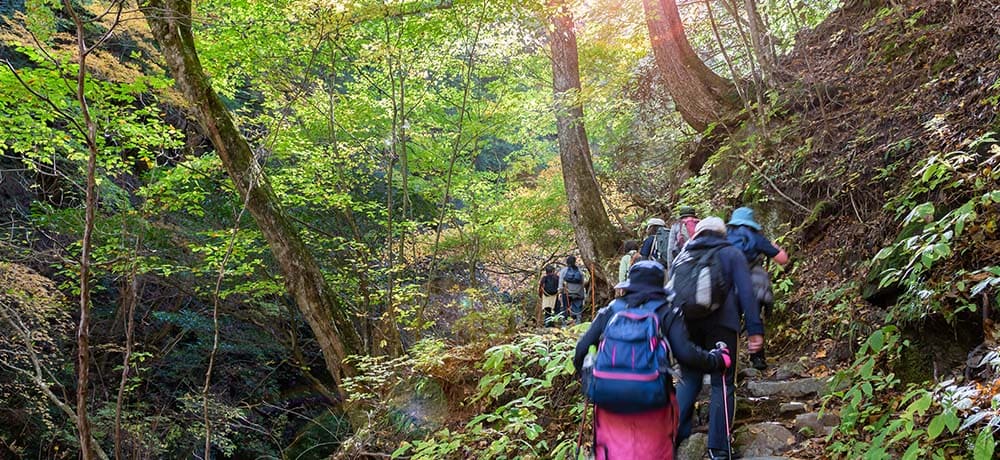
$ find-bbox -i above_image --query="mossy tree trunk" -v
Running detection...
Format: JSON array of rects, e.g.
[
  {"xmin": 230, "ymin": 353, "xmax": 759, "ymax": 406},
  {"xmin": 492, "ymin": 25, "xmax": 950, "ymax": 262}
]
[
  {"xmin": 140, "ymin": 0, "xmax": 361, "ymax": 390},
  {"xmin": 546, "ymin": 0, "xmax": 618, "ymax": 277},
  {"xmin": 641, "ymin": 0, "xmax": 739, "ymax": 131}
]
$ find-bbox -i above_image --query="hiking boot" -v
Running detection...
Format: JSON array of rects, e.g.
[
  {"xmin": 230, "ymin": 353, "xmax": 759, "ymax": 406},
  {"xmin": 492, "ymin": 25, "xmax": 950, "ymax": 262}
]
[
  {"xmin": 750, "ymin": 352, "xmax": 768, "ymax": 371},
  {"xmin": 707, "ymin": 448, "xmax": 732, "ymax": 460}
]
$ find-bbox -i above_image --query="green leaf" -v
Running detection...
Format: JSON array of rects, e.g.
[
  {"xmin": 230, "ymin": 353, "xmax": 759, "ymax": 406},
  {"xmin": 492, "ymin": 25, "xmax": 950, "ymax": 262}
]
[
  {"xmin": 974, "ymin": 427, "xmax": 994, "ymax": 460},
  {"xmin": 907, "ymin": 392, "xmax": 932, "ymax": 415},
  {"xmin": 391, "ymin": 442, "xmax": 412, "ymax": 458},
  {"xmin": 904, "ymin": 202, "xmax": 935, "ymax": 225},
  {"xmin": 901, "ymin": 440, "xmax": 922, "ymax": 460},
  {"xmin": 943, "ymin": 409, "xmax": 959, "ymax": 433},
  {"xmin": 870, "ymin": 329, "xmax": 885, "ymax": 353},
  {"xmin": 927, "ymin": 413, "xmax": 945, "ymax": 439}
]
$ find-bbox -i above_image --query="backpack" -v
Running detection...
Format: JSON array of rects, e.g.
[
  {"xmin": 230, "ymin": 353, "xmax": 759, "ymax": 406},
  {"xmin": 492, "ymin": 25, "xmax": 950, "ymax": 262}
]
[
  {"xmin": 668, "ymin": 244, "xmax": 730, "ymax": 319},
  {"xmin": 676, "ymin": 218, "xmax": 698, "ymax": 248},
  {"xmin": 541, "ymin": 274, "xmax": 560, "ymax": 296},
  {"xmin": 666, "ymin": 218, "xmax": 699, "ymax": 268},
  {"xmin": 651, "ymin": 227, "xmax": 672, "ymax": 265},
  {"xmin": 582, "ymin": 299, "xmax": 675, "ymax": 413},
  {"xmin": 563, "ymin": 266, "xmax": 586, "ymax": 299}
]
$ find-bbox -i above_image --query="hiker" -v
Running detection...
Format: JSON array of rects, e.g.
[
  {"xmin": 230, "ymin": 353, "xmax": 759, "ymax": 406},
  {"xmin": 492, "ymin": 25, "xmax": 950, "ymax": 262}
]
[
  {"xmin": 727, "ymin": 207, "xmax": 789, "ymax": 371},
  {"xmin": 573, "ymin": 260, "xmax": 731, "ymax": 459},
  {"xmin": 538, "ymin": 265, "xmax": 560, "ymax": 326},
  {"xmin": 558, "ymin": 256, "xmax": 589, "ymax": 324},
  {"xmin": 638, "ymin": 218, "xmax": 667, "ymax": 264},
  {"xmin": 671, "ymin": 217, "xmax": 762, "ymax": 460},
  {"xmin": 665, "ymin": 206, "xmax": 700, "ymax": 276},
  {"xmin": 616, "ymin": 240, "xmax": 639, "ymax": 297}
]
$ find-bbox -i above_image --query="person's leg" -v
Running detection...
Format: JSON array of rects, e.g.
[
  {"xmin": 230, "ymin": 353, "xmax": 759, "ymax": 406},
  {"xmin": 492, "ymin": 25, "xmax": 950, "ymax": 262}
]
[
  {"xmin": 705, "ymin": 328, "xmax": 738, "ymax": 457},
  {"xmin": 542, "ymin": 295, "xmax": 556, "ymax": 326},
  {"xmin": 675, "ymin": 362, "xmax": 704, "ymax": 445},
  {"xmin": 675, "ymin": 324, "xmax": 707, "ymax": 445},
  {"xmin": 570, "ymin": 298, "xmax": 584, "ymax": 323}
]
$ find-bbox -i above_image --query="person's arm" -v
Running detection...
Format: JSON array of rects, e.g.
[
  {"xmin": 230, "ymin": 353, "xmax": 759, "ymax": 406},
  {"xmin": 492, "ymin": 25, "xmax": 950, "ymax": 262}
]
[
  {"xmin": 557, "ymin": 267, "xmax": 566, "ymax": 291},
  {"xmin": 573, "ymin": 308, "xmax": 611, "ymax": 371},
  {"xmin": 728, "ymin": 248, "xmax": 764, "ymax": 338},
  {"xmin": 662, "ymin": 308, "xmax": 726, "ymax": 372},
  {"xmin": 773, "ymin": 248, "xmax": 789, "ymax": 265},
  {"xmin": 756, "ymin": 233, "xmax": 789, "ymax": 265},
  {"xmin": 639, "ymin": 236, "xmax": 653, "ymax": 258}
]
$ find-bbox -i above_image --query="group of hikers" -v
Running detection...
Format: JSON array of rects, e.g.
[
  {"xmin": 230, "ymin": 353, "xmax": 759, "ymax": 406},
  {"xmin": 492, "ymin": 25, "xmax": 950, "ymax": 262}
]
[{"xmin": 541, "ymin": 206, "xmax": 789, "ymax": 460}]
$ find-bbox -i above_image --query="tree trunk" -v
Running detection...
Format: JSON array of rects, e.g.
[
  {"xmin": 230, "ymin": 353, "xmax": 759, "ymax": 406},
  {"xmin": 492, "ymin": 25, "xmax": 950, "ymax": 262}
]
[
  {"xmin": 641, "ymin": 0, "xmax": 738, "ymax": 131},
  {"xmin": 546, "ymin": 0, "xmax": 617, "ymax": 274},
  {"xmin": 140, "ymin": 0, "xmax": 361, "ymax": 389},
  {"xmin": 744, "ymin": 0, "xmax": 776, "ymax": 85}
]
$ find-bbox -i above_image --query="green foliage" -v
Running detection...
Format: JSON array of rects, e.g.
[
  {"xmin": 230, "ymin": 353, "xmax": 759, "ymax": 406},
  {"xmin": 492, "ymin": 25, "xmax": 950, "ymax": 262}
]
[
  {"xmin": 392, "ymin": 328, "xmax": 582, "ymax": 460},
  {"xmin": 827, "ymin": 326, "xmax": 1000, "ymax": 459},
  {"xmin": 872, "ymin": 132, "xmax": 1000, "ymax": 323},
  {"xmin": 874, "ymin": 190, "xmax": 1000, "ymax": 323}
]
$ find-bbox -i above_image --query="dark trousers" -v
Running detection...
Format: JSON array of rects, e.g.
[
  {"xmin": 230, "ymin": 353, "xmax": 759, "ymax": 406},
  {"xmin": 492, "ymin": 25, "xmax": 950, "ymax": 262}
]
[{"xmin": 675, "ymin": 323, "xmax": 737, "ymax": 453}]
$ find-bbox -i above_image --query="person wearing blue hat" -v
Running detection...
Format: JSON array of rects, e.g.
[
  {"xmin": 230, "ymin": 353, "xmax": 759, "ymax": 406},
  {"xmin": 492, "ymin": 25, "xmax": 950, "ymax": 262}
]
[{"xmin": 726, "ymin": 207, "xmax": 789, "ymax": 371}]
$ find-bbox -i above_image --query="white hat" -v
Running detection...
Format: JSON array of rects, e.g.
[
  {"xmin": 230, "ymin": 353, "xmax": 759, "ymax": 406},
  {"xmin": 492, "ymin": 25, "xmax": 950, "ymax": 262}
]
[
  {"xmin": 646, "ymin": 218, "xmax": 666, "ymax": 228},
  {"xmin": 693, "ymin": 216, "xmax": 726, "ymax": 238}
]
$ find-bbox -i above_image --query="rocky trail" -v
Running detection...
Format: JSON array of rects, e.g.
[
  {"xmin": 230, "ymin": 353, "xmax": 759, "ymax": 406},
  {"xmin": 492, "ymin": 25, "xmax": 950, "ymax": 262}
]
[{"xmin": 676, "ymin": 360, "xmax": 839, "ymax": 460}]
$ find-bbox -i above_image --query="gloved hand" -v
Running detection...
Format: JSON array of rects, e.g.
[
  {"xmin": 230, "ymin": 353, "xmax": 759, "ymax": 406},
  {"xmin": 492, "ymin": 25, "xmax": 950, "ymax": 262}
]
[{"xmin": 711, "ymin": 341, "xmax": 732, "ymax": 369}]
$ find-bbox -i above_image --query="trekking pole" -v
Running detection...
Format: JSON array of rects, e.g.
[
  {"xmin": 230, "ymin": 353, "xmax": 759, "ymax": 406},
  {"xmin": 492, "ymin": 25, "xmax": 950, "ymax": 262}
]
[
  {"xmin": 576, "ymin": 399, "xmax": 590, "ymax": 459},
  {"xmin": 716, "ymin": 341, "xmax": 734, "ymax": 460}
]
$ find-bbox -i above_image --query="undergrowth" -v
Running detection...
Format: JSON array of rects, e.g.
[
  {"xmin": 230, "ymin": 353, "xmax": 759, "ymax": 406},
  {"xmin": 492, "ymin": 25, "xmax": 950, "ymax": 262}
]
[{"xmin": 337, "ymin": 327, "xmax": 586, "ymax": 460}]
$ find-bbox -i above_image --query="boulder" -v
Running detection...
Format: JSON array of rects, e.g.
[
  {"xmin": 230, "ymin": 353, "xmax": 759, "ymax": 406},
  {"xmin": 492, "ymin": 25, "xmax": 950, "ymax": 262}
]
[
  {"xmin": 734, "ymin": 422, "xmax": 796, "ymax": 457},
  {"xmin": 676, "ymin": 433, "xmax": 708, "ymax": 460},
  {"xmin": 774, "ymin": 361, "xmax": 807, "ymax": 380},
  {"xmin": 739, "ymin": 367, "xmax": 762, "ymax": 380},
  {"xmin": 794, "ymin": 412, "xmax": 840, "ymax": 437},
  {"xmin": 779, "ymin": 401, "xmax": 808, "ymax": 415},
  {"xmin": 748, "ymin": 378, "xmax": 828, "ymax": 398}
]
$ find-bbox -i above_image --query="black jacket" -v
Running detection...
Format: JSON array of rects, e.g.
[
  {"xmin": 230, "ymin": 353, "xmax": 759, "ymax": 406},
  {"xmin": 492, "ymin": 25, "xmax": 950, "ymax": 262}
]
[{"xmin": 573, "ymin": 300, "xmax": 725, "ymax": 373}]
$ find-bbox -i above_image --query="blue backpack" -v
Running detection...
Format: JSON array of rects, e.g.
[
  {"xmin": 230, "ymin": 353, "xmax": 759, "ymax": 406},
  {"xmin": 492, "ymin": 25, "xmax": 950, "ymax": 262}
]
[
  {"xmin": 563, "ymin": 266, "xmax": 584, "ymax": 284},
  {"xmin": 583, "ymin": 299, "xmax": 675, "ymax": 413}
]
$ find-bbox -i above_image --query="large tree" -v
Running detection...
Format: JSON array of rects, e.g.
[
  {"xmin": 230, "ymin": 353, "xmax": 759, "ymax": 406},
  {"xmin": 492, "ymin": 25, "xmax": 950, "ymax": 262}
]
[
  {"xmin": 641, "ymin": 0, "xmax": 739, "ymax": 131},
  {"xmin": 140, "ymin": 0, "xmax": 361, "ymax": 390},
  {"xmin": 546, "ymin": 0, "xmax": 618, "ymax": 273}
]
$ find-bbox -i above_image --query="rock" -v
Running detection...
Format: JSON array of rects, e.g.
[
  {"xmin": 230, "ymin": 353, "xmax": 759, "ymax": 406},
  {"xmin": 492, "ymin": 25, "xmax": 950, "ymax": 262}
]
[
  {"xmin": 676, "ymin": 433, "xmax": 708, "ymax": 460},
  {"xmin": 734, "ymin": 422, "xmax": 796, "ymax": 457},
  {"xmin": 779, "ymin": 401, "xmax": 808, "ymax": 415},
  {"xmin": 774, "ymin": 361, "xmax": 807, "ymax": 380},
  {"xmin": 794, "ymin": 412, "xmax": 840, "ymax": 437},
  {"xmin": 739, "ymin": 367, "xmax": 761, "ymax": 379},
  {"xmin": 748, "ymin": 377, "xmax": 828, "ymax": 398}
]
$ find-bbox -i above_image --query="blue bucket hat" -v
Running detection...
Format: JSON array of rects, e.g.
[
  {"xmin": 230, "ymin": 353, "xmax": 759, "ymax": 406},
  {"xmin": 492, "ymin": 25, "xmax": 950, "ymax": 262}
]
[
  {"xmin": 728, "ymin": 207, "xmax": 762, "ymax": 231},
  {"xmin": 614, "ymin": 260, "xmax": 666, "ymax": 292}
]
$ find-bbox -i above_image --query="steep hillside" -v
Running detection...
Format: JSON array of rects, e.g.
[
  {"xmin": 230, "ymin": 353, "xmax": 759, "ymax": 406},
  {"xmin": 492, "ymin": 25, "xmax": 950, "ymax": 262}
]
[
  {"xmin": 705, "ymin": 0, "xmax": 999, "ymax": 347},
  {"xmin": 688, "ymin": 0, "xmax": 1000, "ymax": 456}
]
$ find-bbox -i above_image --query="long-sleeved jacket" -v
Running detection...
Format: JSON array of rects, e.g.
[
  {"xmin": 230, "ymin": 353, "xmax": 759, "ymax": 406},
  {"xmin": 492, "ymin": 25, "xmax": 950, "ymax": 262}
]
[
  {"xmin": 573, "ymin": 300, "xmax": 725, "ymax": 373},
  {"xmin": 683, "ymin": 234, "xmax": 763, "ymax": 336}
]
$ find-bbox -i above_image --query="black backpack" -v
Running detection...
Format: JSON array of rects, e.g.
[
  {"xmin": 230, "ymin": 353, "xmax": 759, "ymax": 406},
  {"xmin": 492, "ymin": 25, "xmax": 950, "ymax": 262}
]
[
  {"xmin": 651, "ymin": 227, "xmax": 672, "ymax": 265},
  {"xmin": 541, "ymin": 274, "xmax": 559, "ymax": 296},
  {"xmin": 668, "ymin": 244, "xmax": 730, "ymax": 319}
]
